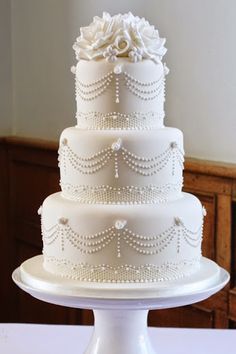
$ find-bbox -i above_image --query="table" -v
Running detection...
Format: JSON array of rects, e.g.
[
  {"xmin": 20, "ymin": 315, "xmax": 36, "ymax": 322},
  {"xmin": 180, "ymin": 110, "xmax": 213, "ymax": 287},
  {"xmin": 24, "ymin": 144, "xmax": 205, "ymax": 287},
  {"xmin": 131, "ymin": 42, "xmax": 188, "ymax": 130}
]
[{"xmin": 0, "ymin": 323, "xmax": 235, "ymax": 354}]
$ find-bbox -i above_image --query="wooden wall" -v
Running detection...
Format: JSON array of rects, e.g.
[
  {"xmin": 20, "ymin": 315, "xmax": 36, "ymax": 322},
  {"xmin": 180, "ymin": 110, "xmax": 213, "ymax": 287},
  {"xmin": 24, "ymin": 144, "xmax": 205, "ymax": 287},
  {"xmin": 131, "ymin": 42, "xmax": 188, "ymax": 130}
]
[{"xmin": 0, "ymin": 136, "xmax": 236, "ymax": 327}]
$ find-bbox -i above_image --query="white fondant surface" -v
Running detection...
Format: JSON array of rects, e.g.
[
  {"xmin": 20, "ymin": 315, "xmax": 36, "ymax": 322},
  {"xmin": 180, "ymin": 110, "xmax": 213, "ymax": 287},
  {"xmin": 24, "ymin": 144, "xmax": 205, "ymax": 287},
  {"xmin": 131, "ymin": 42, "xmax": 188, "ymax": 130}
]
[
  {"xmin": 59, "ymin": 126, "xmax": 184, "ymax": 203},
  {"xmin": 74, "ymin": 58, "xmax": 165, "ymax": 126},
  {"xmin": 17, "ymin": 255, "xmax": 226, "ymax": 301}
]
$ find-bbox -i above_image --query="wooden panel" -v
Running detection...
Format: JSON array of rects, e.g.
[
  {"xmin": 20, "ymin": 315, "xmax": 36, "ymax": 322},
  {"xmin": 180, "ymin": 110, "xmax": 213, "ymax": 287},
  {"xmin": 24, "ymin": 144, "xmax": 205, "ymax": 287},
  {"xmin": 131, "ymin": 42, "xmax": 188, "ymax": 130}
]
[
  {"xmin": 216, "ymin": 194, "xmax": 231, "ymax": 271},
  {"xmin": 149, "ymin": 169, "xmax": 232, "ymax": 327},
  {"xmin": 184, "ymin": 172, "xmax": 232, "ymax": 195},
  {"xmin": 3, "ymin": 138, "xmax": 81, "ymax": 324},
  {"xmin": 231, "ymin": 200, "xmax": 236, "ymax": 286},
  {"xmin": 148, "ymin": 306, "xmax": 214, "ymax": 328},
  {"xmin": 229, "ymin": 202, "xmax": 236, "ymax": 325},
  {"xmin": 229, "ymin": 288, "xmax": 236, "ymax": 322},
  {"xmin": 81, "ymin": 310, "xmax": 94, "ymax": 326},
  {"xmin": 214, "ymin": 310, "xmax": 229, "ymax": 328},
  {"xmin": 194, "ymin": 193, "xmax": 216, "ymax": 260},
  {"xmin": 15, "ymin": 218, "xmax": 42, "ymax": 249},
  {"xmin": 233, "ymin": 181, "xmax": 236, "ymax": 201},
  {"xmin": 5, "ymin": 136, "xmax": 58, "ymax": 151},
  {"xmin": 15, "ymin": 241, "xmax": 80, "ymax": 324},
  {"xmin": 185, "ymin": 158, "xmax": 236, "ymax": 179},
  {"xmin": 9, "ymin": 157, "xmax": 59, "ymax": 248},
  {"xmin": 0, "ymin": 140, "xmax": 16, "ymax": 322},
  {"xmin": 8, "ymin": 144, "xmax": 59, "ymax": 267},
  {"xmin": 197, "ymin": 289, "xmax": 228, "ymax": 313}
]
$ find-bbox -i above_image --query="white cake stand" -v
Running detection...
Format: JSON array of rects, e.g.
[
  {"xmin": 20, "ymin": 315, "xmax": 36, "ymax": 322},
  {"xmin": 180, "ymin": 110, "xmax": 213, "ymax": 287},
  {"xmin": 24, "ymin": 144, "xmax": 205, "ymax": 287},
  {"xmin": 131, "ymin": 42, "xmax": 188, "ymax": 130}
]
[{"xmin": 12, "ymin": 255, "xmax": 229, "ymax": 354}]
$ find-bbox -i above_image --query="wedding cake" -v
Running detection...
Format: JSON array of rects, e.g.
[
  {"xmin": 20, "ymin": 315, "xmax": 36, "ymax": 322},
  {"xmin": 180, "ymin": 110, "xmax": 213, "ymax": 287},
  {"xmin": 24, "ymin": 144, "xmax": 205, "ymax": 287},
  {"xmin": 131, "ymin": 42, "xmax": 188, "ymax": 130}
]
[{"xmin": 38, "ymin": 13, "xmax": 206, "ymax": 284}]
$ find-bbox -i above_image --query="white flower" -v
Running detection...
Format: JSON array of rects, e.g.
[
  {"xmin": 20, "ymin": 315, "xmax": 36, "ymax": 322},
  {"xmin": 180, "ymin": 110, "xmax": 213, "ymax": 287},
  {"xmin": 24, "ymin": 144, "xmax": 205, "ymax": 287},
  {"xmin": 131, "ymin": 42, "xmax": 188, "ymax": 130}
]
[
  {"xmin": 37, "ymin": 206, "xmax": 42, "ymax": 215},
  {"xmin": 174, "ymin": 217, "xmax": 183, "ymax": 227},
  {"xmin": 115, "ymin": 219, "xmax": 127, "ymax": 230},
  {"xmin": 170, "ymin": 141, "xmax": 177, "ymax": 149},
  {"xmin": 113, "ymin": 65, "xmax": 123, "ymax": 74},
  {"xmin": 128, "ymin": 47, "xmax": 143, "ymax": 62},
  {"xmin": 58, "ymin": 217, "xmax": 68, "ymax": 225},
  {"xmin": 163, "ymin": 63, "xmax": 170, "ymax": 75},
  {"xmin": 202, "ymin": 206, "xmax": 207, "ymax": 217},
  {"xmin": 70, "ymin": 66, "xmax": 76, "ymax": 74},
  {"xmin": 61, "ymin": 138, "xmax": 68, "ymax": 146},
  {"xmin": 111, "ymin": 138, "xmax": 122, "ymax": 151},
  {"xmin": 73, "ymin": 12, "xmax": 167, "ymax": 63},
  {"xmin": 103, "ymin": 45, "xmax": 118, "ymax": 62}
]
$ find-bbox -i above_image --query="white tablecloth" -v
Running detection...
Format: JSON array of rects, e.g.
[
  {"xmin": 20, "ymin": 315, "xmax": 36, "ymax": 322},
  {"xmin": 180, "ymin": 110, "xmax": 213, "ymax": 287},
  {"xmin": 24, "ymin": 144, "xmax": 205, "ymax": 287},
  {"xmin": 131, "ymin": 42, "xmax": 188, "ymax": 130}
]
[{"xmin": 0, "ymin": 323, "xmax": 235, "ymax": 354}]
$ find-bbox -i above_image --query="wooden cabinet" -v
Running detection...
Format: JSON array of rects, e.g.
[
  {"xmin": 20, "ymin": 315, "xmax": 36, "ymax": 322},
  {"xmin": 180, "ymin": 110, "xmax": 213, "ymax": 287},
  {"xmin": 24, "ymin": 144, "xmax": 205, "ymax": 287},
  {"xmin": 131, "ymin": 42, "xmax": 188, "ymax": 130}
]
[
  {"xmin": 149, "ymin": 160, "xmax": 234, "ymax": 328},
  {"xmin": 0, "ymin": 137, "xmax": 81, "ymax": 324},
  {"xmin": 229, "ymin": 202, "xmax": 236, "ymax": 327},
  {"xmin": 0, "ymin": 137, "xmax": 236, "ymax": 327}
]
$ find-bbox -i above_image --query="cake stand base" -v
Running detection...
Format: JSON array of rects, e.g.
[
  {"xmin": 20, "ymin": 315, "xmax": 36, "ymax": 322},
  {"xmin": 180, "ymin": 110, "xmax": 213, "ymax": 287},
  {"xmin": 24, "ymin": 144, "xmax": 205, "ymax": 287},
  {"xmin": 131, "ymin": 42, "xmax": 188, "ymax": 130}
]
[
  {"xmin": 12, "ymin": 256, "xmax": 229, "ymax": 354},
  {"xmin": 84, "ymin": 309, "xmax": 154, "ymax": 354}
]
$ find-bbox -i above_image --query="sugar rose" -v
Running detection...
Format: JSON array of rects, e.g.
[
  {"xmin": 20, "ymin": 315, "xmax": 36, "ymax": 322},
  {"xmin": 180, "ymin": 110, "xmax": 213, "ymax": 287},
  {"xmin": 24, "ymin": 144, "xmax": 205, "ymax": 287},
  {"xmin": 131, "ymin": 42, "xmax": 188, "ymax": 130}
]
[{"xmin": 73, "ymin": 12, "xmax": 167, "ymax": 63}]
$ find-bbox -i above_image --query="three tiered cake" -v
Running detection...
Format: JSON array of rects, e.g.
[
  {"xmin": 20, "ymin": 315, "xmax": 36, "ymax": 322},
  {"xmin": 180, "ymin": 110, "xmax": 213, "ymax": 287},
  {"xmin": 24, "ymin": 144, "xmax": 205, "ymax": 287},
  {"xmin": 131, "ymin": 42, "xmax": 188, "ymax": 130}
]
[{"xmin": 39, "ymin": 12, "xmax": 206, "ymax": 284}]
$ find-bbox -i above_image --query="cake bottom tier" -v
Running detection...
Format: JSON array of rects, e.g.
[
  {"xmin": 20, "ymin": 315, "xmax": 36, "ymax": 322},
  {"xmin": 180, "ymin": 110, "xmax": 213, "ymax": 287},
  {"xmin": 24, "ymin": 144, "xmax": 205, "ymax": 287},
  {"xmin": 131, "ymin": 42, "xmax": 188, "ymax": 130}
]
[{"xmin": 40, "ymin": 192, "xmax": 205, "ymax": 283}]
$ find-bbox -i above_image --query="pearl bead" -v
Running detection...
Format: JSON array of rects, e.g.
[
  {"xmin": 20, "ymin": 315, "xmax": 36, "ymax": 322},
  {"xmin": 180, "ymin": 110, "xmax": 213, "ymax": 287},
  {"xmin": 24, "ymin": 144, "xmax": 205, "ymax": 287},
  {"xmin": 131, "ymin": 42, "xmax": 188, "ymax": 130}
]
[
  {"xmin": 113, "ymin": 65, "xmax": 122, "ymax": 74},
  {"xmin": 58, "ymin": 217, "xmax": 68, "ymax": 225},
  {"xmin": 37, "ymin": 206, "xmax": 42, "ymax": 215}
]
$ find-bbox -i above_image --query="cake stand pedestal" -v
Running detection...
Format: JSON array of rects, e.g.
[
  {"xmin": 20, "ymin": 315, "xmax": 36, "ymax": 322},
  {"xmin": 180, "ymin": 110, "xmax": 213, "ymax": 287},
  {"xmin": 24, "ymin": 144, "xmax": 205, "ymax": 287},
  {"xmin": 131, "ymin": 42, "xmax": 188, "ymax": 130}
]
[{"xmin": 12, "ymin": 255, "xmax": 229, "ymax": 354}]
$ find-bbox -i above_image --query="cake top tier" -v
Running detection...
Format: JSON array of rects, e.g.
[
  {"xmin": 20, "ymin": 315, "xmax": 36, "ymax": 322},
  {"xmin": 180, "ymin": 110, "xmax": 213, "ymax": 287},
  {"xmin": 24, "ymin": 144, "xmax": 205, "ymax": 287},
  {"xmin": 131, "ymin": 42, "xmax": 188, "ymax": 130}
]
[{"xmin": 73, "ymin": 12, "xmax": 167, "ymax": 63}]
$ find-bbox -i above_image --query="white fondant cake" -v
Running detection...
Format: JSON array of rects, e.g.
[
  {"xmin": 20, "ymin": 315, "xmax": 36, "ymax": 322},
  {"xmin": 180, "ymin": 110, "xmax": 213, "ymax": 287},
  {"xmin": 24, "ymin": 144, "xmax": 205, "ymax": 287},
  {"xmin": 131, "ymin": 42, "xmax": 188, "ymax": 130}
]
[{"xmin": 39, "ymin": 12, "xmax": 205, "ymax": 283}]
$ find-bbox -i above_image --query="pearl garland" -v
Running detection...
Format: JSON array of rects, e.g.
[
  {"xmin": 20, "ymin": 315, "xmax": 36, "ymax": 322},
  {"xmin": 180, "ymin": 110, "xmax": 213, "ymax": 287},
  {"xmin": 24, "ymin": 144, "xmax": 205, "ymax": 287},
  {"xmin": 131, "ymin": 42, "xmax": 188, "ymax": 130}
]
[
  {"xmin": 124, "ymin": 71, "xmax": 165, "ymax": 101},
  {"xmin": 59, "ymin": 139, "xmax": 184, "ymax": 178},
  {"xmin": 76, "ymin": 71, "xmax": 113, "ymax": 101},
  {"xmin": 42, "ymin": 216, "xmax": 203, "ymax": 256},
  {"xmin": 75, "ymin": 67, "xmax": 165, "ymax": 103},
  {"xmin": 58, "ymin": 140, "xmax": 113, "ymax": 175}
]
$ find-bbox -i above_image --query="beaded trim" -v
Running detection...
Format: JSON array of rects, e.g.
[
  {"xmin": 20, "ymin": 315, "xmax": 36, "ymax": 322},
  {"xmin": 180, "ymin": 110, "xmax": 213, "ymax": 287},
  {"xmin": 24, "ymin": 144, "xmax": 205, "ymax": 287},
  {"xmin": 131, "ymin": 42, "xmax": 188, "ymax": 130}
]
[
  {"xmin": 58, "ymin": 139, "xmax": 184, "ymax": 178},
  {"xmin": 76, "ymin": 71, "xmax": 113, "ymax": 101},
  {"xmin": 44, "ymin": 256, "xmax": 200, "ymax": 283},
  {"xmin": 76, "ymin": 111, "xmax": 165, "ymax": 130},
  {"xmin": 75, "ymin": 66, "xmax": 165, "ymax": 103},
  {"xmin": 124, "ymin": 71, "xmax": 165, "ymax": 101},
  {"xmin": 60, "ymin": 182, "xmax": 182, "ymax": 204},
  {"xmin": 42, "ymin": 217, "xmax": 203, "ymax": 257}
]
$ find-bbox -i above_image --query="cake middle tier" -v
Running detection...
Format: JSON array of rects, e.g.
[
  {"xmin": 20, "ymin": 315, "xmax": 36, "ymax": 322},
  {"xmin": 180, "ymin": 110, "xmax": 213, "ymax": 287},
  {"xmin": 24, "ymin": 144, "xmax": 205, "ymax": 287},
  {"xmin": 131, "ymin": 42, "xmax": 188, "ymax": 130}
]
[{"xmin": 59, "ymin": 126, "xmax": 184, "ymax": 204}]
